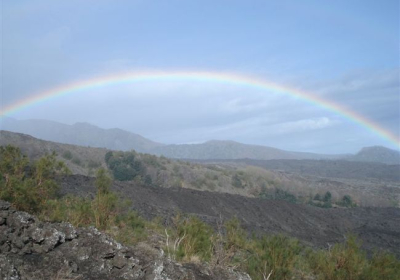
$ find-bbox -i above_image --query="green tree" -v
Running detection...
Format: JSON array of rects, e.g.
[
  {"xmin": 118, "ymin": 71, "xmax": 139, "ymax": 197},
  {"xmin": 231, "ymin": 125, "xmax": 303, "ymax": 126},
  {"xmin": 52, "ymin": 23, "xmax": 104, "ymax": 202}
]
[
  {"xmin": 323, "ymin": 191, "xmax": 332, "ymax": 202},
  {"xmin": 338, "ymin": 195, "xmax": 356, "ymax": 208},
  {"xmin": 92, "ymin": 168, "xmax": 117, "ymax": 229},
  {"xmin": 0, "ymin": 145, "xmax": 28, "ymax": 184},
  {"xmin": 95, "ymin": 168, "xmax": 112, "ymax": 194},
  {"xmin": 0, "ymin": 147, "xmax": 69, "ymax": 213}
]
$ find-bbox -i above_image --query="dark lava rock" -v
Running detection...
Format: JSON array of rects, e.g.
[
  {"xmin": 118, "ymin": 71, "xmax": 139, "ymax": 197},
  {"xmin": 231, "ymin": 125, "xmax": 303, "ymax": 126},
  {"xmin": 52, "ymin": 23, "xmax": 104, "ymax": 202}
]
[
  {"xmin": 0, "ymin": 200, "xmax": 251, "ymax": 280},
  {"xmin": 58, "ymin": 175, "xmax": 400, "ymax": 257}
]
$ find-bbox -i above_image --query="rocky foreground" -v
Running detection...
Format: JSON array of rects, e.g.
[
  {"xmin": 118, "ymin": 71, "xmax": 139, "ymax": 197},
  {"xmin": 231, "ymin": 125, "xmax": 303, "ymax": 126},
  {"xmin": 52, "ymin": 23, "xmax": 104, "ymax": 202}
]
[{"xmin": 0, "ymin": 200, "xmax": 250, "ymax": 280}]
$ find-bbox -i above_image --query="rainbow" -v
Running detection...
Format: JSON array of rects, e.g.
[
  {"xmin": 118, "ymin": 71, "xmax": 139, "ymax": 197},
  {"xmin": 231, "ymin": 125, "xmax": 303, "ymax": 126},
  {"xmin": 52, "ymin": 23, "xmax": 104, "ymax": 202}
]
[{"xmin": 1, "ymin": 71, "xmax": 399, "ymax": 148}]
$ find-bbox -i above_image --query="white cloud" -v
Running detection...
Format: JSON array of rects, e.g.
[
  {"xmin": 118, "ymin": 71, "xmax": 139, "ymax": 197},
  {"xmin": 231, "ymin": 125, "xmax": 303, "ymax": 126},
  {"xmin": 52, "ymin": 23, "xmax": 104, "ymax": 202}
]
[{"xmin": 270, "ymin": 117, "xmax": 337, "ymax": 135}]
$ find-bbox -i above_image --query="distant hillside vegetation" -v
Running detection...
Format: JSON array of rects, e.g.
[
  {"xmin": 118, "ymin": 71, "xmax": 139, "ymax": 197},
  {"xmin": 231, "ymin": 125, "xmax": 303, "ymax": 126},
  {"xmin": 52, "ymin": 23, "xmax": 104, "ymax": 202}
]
[
  {"xmin": 1, "ymin": 130, "xmax": 399, "ymax": 208},
  {"xmin": 151, "ymin": 140, "xmax": 342, "ymax": 160},
  {"xmin": 0, "ymin": 117, "xmax": 163, "ymax": 152},
  {"xmin": 211, "ymin": 158, "xmax": 400, "ymax": 182}
]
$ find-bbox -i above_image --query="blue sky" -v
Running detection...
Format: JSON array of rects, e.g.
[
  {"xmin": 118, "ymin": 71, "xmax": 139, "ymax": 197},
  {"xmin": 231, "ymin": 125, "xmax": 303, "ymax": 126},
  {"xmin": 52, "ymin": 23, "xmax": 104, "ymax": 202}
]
[{"xmin": 1, "ymin": 0, "xmax": 399, "ymax": 153}]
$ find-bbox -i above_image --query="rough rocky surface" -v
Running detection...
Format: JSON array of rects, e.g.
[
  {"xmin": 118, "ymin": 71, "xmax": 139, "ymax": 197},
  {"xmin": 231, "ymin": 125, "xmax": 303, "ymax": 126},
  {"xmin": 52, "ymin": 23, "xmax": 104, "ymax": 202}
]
[
  {"xmin": 0, "ymin": 200, "xmax": 251, "ymax": 280},
  {"xmin": 58, "ymin": 175, "xmax": 400, "ymax": 257}
]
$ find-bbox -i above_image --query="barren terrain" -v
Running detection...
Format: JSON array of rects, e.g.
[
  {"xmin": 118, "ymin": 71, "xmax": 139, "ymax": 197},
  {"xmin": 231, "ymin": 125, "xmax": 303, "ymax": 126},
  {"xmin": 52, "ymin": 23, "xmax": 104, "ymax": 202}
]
[{"xmin": 58, "ymin": 175, "xmax": 400, "ymax": 257}]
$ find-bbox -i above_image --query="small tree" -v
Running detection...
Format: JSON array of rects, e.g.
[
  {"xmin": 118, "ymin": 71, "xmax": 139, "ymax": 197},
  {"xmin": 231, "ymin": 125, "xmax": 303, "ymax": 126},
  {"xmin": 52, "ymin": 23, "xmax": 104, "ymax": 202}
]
[
  {"xmin": 93, "ymin": 168, "xmax": 117, "ymax": 229},
  {"xmin": 95, "ymin": 168, "xmax": 112, "ymax": 194},
  {"xmin": 0, "ymin": 147, "xmax": 69, "ymax": 213},
  {"xmin": 338, "ymin": 195, "xmax": 356, "ymax": 208},
  {"xmin": 323, "ymin": 191, "xmax": 332, "ymax": 202}
]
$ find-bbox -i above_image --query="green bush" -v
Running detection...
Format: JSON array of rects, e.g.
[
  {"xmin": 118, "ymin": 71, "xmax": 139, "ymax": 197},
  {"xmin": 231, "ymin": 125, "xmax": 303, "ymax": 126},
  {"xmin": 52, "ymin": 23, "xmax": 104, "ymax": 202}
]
[
  {"xmin": 92, "ymin": 168, "xmax": 118, "ymax": 230},
  {"xmin": 232, "ymin": 174, "xmax": 244, "ymax": 188},
  {"xmin": 114, "ymin": 211, "xmax": 147, "ymax": 245},
  {"xmin": 323, "ymin": 191, "xmax": 332, "ymax": 202},
  {"xmin": 71, "ymin": 157, "xmax": 82, "ymax": 166},
  {"xmin": 105, "ymin": 151, "xmax": 144, "ymax": 181},
  {"xmin": 260, "ymin": 188, "xmax": 298, "ymax": 204},
  {"xmin": 307, "ymin": 235, "xmax": 367, "ymax": 280},
  {"xmin": 364, "ymin": 252, "xmax": 400, "ymax": 280},
  {"xmin": 0, "ymin": 146, "xmax": 69, "ymax": 213},
  {"xmin": 246, "ymin": 235, "xmax": 303, "ymax": 280},
  {"xmin": 167, "ymin": 214, "xmax": 214, "ymax": 261},
  {"xmin": 62, "ymin": 150, "xmax": 73, "ymax": 160},
  {"xmin": 337, "ymin": 195, "xmax": 356, "ymax": 208},
  {"xmin": 43, "ymin": 195, "xmax": 93, "ymax": 227}
]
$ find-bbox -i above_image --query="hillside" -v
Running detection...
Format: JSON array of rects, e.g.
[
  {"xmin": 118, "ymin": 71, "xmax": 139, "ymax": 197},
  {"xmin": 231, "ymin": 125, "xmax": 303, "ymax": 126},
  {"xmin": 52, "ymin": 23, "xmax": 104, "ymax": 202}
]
[
  {"xmin": 3, "ymin": 118, "xmax": 399, "ymax": 165},
  {"xmin": 0, "ymin": 117, "xmax": 163, "ymax": 152},
  {"xmin": 202, "ymin": 158, "xmax": 400, "ymax": 182},
  {"xmin": 2, "ymin": 154, "xmax": 399, "ymax": 279},
  {"xmin": 151, "ymin": 140, "xmax": 343, "ymax": 160},
  {"xmin": 347, "ymin": 146, "xmax": 400, "ymax": 165},
  {"xmin": 58, "ymin": 175, "xmax": 400, "ymax": 257},
  {"xmin": 0, "ymin": 118, "xmax": 349, "ymax": 161},
  {"xmin": 1, "ymin": 130, "xmax": 399, "ymax": 208}
]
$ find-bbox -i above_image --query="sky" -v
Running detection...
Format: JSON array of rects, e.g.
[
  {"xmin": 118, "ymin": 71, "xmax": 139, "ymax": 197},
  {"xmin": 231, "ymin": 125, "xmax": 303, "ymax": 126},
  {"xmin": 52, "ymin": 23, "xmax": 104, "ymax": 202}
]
[{"xmin": 1, "ymin": 0, "xmax": 399, "ymax": 153}]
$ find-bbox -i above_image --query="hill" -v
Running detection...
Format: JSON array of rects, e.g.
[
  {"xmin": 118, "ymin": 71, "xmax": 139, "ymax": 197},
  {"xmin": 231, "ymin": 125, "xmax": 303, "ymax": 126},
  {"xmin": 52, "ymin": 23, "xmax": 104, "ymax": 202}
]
[
  {"xmin": 1, "ymin": 117, "xmax": 347, "ymax": 161},
  {"xmin": 201, "ymin": 158, "xmax": 400, "ymax": 182},
  {"xmin": 58, "ymin": 174, "xmax": 400, "ymax": 257},
  {"xmin": 347, "ymin": 146, "xmax": 400, "ymax": 165},
  {"xmin": 3, "ymin": 118, "xmax": 399, "ymax": 165},
  {"xmin": 0, "ymin": 117, "xmax": 163, "ymax": 153},
  {"xmin": 151, "ymin": 139, "xmax": 343, "ymax": 160},
  {"xmin": 1, "ymin": 130, "xmax": 399, "ymax": 208}
]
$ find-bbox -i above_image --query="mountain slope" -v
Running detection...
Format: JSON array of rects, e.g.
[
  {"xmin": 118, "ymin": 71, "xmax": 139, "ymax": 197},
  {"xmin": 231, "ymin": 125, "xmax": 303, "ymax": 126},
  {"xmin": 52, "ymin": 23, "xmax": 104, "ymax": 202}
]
[
  {"xmin": 347, "ymin": 146, "xmax": 400, "ymax": 165},
  {"xmin": 2, "ymin": 118, "xmax": 397, "ymax": 164},
  {"xmin": 152, "ymin": 140, "xmax": 343, "ymax": 160},
  {"xmin": 2, "ymin": 130, "xmax": 399, "ymax": 208},
  {"xmin": 0, "ymin": 117, "xmax": 163, "ymax": 152},
  {"xmin": 58, "ymin": 174, "xmax": 400, "ymax": 257}
]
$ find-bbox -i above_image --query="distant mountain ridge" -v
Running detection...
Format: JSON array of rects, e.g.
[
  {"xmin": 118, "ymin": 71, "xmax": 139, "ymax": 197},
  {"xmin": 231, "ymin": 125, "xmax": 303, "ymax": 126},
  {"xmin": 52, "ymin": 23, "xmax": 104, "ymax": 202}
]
[
  {"xmin": 1, "ymin": 117, "xmax": 398, "ymax": 164},
  {"xmin": 151, "ymin": 140, "xmax": 343, "ymax": 160},
  {"xmin": 347, "ymin": 146, "xmax": 400, "ymax": 165},
  {"xmin": 0, "ymin": 117, "xmax": 163, "ymax": 153}
]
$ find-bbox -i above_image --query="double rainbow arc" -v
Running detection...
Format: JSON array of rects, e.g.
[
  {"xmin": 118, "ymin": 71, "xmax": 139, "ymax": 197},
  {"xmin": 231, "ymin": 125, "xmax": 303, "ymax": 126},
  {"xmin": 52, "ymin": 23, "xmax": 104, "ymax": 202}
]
[{"xmin": 1, "ymin": 71, "xmax": 399, "ymax": 148}]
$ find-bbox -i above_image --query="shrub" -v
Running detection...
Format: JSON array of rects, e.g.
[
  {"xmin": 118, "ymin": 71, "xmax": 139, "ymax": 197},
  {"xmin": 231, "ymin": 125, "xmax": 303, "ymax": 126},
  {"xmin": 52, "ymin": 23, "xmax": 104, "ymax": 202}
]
[
  {"xmin": 105, "ymin": 151, "xmax": 144, "ymax": 181},
  {"xmin": 323, "ymin": 191, "xmax": 332, "ymax": 202},
  {"xmin": 337, "ymin": 195, "xmax": 356, "ymax": 208},
  {"xmin": 260, "ymin": 188, "xmax": 298, "ymax": 204},
  {"xmin": 43, "ymin": 195, "xmax": 93, "ymax": 227},
  {"xmin": 0, "ymin": 147, "xmax": 69, "ymax": 213},
  {"xmin": 166, "ymin": 214, "xmax": 214, "ymax": 261},
  {"xmin": 62, "ymin": 150, "xmax": 73, "ymax": 160},
  {"xmin": 307, "ymin": 235, "xmax": 367, "ymax": 280},
  {"xmin": 232, "ymin": 174, "xmax": 243, "ymax": 188},
  {"xmin": 246, "ymin": 235, "xmax": 303, "ymax": 280},
  {"xmin": 71, "ymin": 157, "xmax": 82, "ymax": 166},
  {"xmin": 114, "ymin": 211, "xmax": 147, "ymax": 245},
  {"xmin": 92, "ymin": 168, "xmax": 118, "ymax": 230},
  {"xmin": 364, "ymin": 252, "xmax": 400, "ymax": 280}
]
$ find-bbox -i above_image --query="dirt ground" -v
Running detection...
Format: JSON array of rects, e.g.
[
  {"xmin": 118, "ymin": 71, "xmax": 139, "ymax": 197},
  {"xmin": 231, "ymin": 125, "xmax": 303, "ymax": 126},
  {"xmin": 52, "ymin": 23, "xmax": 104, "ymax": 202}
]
[{"xmin": 58, "ymin": 175, "xmax": 400, "ymax": 257}]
